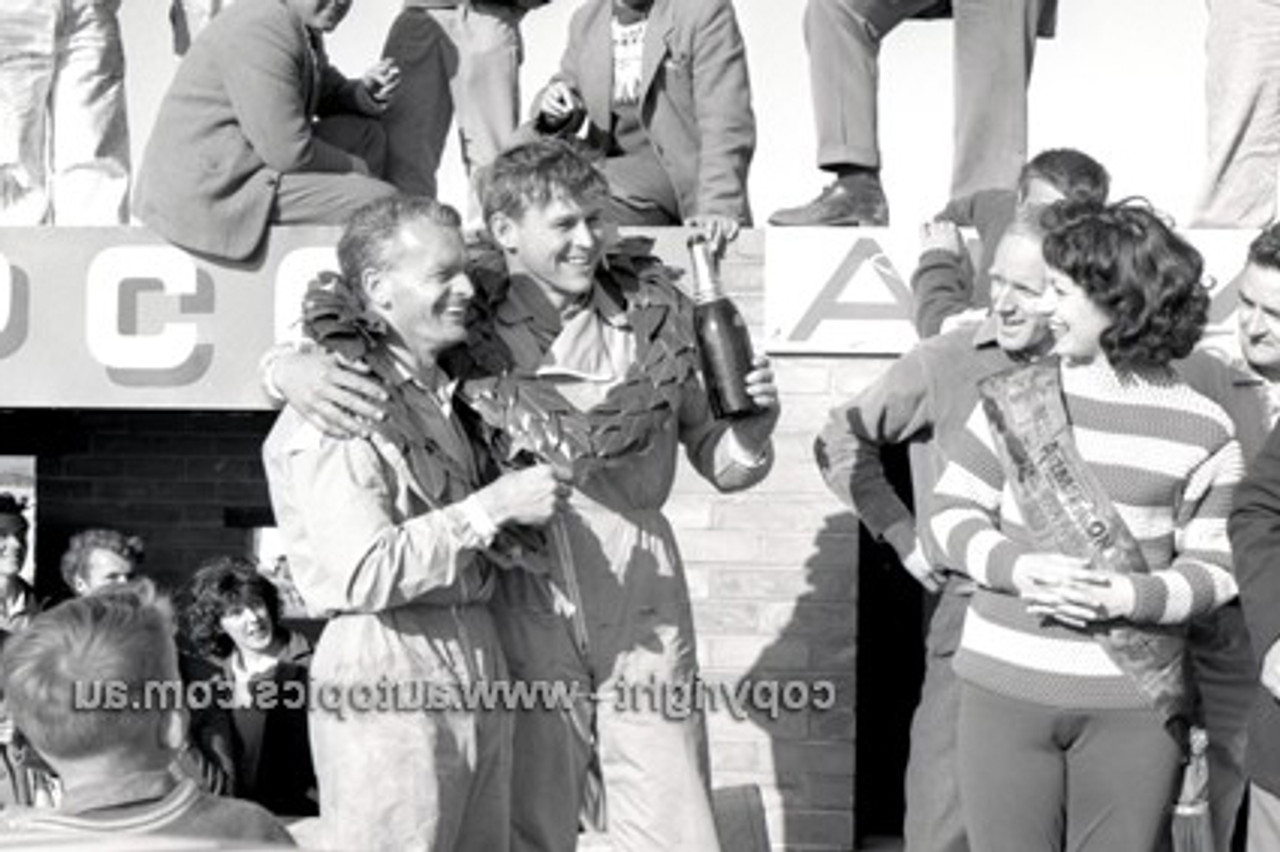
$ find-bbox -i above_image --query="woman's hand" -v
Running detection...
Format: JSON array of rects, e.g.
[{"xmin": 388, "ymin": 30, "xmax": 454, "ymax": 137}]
[
  {"xmin": 1025, "ymin": 574, "xmax": 1136, "ymax": 628},
  {"xmin": 1013, "ymin": 553, "xmax": 1136, "ymax": 627}
]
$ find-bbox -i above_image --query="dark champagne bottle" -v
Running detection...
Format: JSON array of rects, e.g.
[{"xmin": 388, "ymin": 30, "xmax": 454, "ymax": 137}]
[{"xmin": 687, "ymin": 235, "xmax": 759, "ymax": 419}]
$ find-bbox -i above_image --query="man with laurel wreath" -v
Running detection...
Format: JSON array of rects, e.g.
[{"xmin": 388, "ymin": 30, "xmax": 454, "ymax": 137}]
[
  {"xmin": 262, "ymin": 195, "xmax": 567, "ymax": 851},
  {"xmin": 266, "ymin": 140, "xmax": 781, "ymax": 851}
]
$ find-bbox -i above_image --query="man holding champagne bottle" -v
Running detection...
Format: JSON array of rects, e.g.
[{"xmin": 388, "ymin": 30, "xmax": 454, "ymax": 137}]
[{"xmin": 265, "ymin": 139, "xmax": 780, "ymax": 850}]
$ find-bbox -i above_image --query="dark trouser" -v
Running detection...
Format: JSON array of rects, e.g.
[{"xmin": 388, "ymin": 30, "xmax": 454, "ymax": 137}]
[
  {"xmin": 958, "ymin": 683, "xmax": 1182, "ymax": 852},
  {"xmin": 902, "ymin": 577, "xmax": 969, "ymax": 852},
  {"xmin": 1189, "ymin": 602, "xmax": 1256, "ymax": 852},
  {"xmin": 272, "ymin": 116, "xmax": 396, "ymax": 226}
]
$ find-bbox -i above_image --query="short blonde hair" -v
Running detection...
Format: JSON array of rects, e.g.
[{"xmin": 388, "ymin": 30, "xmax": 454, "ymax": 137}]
[{"xmin": 2, "ymin": 579, "xmax": 178, "ymax": 761}]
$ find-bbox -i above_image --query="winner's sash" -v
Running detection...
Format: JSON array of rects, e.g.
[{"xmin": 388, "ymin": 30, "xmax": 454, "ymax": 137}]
[{"xmin": 977, "ymin": 360, "xmax": 1190, "ymax": 729}]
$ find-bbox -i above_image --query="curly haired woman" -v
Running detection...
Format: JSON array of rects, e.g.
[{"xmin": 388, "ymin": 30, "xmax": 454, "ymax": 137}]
[
  {"xmin": 930, "ymin": 200, "xmax": 1243, "ymax": 851},
  {"xmin": 183, "ymin": 556, "xmax": 316, "ymax": 817}
]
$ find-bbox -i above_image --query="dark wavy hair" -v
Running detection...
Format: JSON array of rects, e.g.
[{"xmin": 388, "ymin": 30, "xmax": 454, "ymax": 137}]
[
  {"xmin": 60, "ymin": 528, "xmax": 144, "ymax": 591},
  {"xmin": 182, "ymin": 556, "xmax": 282, "ymax": 660},
  {"xmin": 1040, "ymin": 199, "xmax": 1209, "ymax": 370}
]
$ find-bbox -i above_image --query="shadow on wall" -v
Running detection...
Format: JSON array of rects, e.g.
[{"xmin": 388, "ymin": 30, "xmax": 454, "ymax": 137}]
[{"xmin": 738, "ymin": 512, "xmax": 859, "ymax": 850}]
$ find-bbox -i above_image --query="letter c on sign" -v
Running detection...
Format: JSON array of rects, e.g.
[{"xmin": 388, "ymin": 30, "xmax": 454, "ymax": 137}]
[{"xmin": 86, "ymin": 246, "xmax": 199, "ymax": 369}]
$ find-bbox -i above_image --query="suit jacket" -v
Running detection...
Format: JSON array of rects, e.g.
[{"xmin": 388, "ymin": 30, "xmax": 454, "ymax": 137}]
[
  {"xmin": 135, "ymin": 0, "xmax": 367, "ymax": 260},
  {"xmin": 1229, "ymin": 417, "xmax": 1280, "ymax": 798},
  {"xmin": 525, "ymin": 0, "xmax": 755, "ymax": 224}
]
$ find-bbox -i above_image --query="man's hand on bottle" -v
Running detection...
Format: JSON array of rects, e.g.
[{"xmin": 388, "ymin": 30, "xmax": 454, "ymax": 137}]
[
  {"xmin": 729, "ymin": 355, "xmax": 780, "ymax": 456},
  {"xmin": 274, "ymin": 349, "xmax": 388, "ymax": 439},
  {"xmin": 685, "ymin": 215, "xmax": 740, "ymax": 259}
]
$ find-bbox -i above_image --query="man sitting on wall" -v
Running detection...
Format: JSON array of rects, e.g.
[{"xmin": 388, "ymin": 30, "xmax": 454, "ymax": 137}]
[
  {"xmin": 520, "ymin": 0, "xmax": 755, "ymax": 254},
  {"xmin": 134, "ymin": 0, "xmax": 401, "ymax": 262}
]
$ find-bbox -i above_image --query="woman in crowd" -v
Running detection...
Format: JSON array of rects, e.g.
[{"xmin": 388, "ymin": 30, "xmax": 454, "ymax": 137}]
[
  {"xmin": 930, "ymin": 200, "xmax": 1242, "ymax": 851},
  {"xmin": 184, "ymin": 556, "xmax": 316, "ymax": 816}
]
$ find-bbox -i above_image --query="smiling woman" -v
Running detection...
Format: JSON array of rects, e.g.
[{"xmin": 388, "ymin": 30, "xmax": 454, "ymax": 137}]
[
  {"xmin": 1041, "ymin": 201, "xmax": 1210, "ymax": 371},
  {"xmin": 928, "ymin": 200, "xmax": 1244, "ymax": 852},
  {"xmin": 182, "ymin": 555, "xmax": 317, "ymax": 817}
]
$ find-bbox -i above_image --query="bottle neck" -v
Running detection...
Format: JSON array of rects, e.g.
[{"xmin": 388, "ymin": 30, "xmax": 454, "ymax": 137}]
[{"xmin": 688, "ymin": 240, "xmax": 726, "ymax": 303}]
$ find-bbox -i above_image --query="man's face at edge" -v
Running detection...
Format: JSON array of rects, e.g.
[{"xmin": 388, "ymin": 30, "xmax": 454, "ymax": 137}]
[{"xmin": 1238, "ymin": 261, "xmax": 1280, "ymax": 380}]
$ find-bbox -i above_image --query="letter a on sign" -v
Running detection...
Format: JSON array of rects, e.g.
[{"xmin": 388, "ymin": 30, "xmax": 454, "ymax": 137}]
[{"xmin": 764, "ymin": 229, "xmax": 921, "ymax": 355}]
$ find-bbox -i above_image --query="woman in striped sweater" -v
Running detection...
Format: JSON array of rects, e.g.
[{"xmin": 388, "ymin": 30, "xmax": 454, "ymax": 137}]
[{"xmin": 930, "ymin": 200, "xmax": 1243, "ymax": 852}]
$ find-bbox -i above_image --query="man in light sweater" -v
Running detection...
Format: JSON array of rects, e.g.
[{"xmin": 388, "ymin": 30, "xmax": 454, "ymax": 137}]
[{"xmin": 815, "ymin": 209, "xmax": 1056, "ymax": 852}]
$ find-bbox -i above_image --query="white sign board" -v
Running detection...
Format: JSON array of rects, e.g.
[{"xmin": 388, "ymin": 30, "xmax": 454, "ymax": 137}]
[{"xmin": 765, "ymin": 226, "xmax": 1259, "ymax": 358}]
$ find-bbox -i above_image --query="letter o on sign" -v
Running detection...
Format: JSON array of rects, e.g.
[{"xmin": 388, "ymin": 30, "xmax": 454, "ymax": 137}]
[{"xmin": 85, "ymin": 245, "xmax": 198, "ymax": 370}]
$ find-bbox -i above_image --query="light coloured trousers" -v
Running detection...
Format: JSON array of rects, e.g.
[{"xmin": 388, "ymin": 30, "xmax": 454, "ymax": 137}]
[
  {"xmin": 169, "ymin": 0, "xmax": 233, "ymax": 55},
  {"xmin": 381, "ymin": 3, "xmax": 523, "ymax": 205},
  {"xmin": 0, "ymin": 0, "xmax": 129, "ymax": 224},
  {"xmin": 308, "ymin": 605, "xmax": 511, "ymax": 852},
  {"xmin": 1249, "ymin": 783, "xmax": 1280, "ymax": 852},
  {"xmin": 1195, "ymin": 0, "xmax": 1280, "ymax": 226},
  {"xmin": 804, "ymin": 0, "xmax": 1041, "ymax": 198}
]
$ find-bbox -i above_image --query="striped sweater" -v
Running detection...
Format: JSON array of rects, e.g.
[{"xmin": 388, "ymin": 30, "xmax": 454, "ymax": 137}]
[{"xmin": 930, "ymin": 357, "xmax": 1243, "ymax": 710}]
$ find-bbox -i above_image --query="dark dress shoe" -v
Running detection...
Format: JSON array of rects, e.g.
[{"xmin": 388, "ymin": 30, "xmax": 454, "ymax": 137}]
[{"xmin": 768, "ymin": 173, "xmax": 890, "ymax": 227}]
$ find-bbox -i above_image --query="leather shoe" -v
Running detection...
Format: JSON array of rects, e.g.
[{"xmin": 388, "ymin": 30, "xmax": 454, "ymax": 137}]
[{"xmin": 768, "ymin": 173, "xmax": 890, "ymax": 227}]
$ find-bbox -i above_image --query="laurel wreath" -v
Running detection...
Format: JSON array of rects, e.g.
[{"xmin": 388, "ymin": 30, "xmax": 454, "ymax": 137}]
[{"xmin": 453, "ymin": 239, "xmax": 699, "ymax": 475}]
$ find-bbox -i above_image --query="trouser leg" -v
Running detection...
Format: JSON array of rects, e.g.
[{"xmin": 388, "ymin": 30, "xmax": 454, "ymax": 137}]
[
  {"xmin": 492, "ymin": 592, "xmax": 593, "ymax": 852},
  {"xmin": 0, "ymin": 0, "xmax": 57, "ymax": 225},
  {"xmin": 271, "ymin": 171, "xmax": 396, "ymax": 226},
  {"xmin": 958, "ymin": 683, "xmax": 1065, "ymax": 852},
  {"xmin": 596, "ymin": 688, "xmax": 721, "ymax": 852},
  {"xmin": 308, "ymin": 611, "xmax": 510, "ymax": 852},
  {"xmin": 447, "ymin": 4, "xmax": 521, "ymax": 173},
  {"xmin": 315, "ymin": 114, "xmax": 389, "ymax": 179},
  {"xmin": 173, "ymin": 0, "xmax": 228, "ymax": 54},
  {"xmin": 804, "ymin": 0, "xmax": 934, "ymax": 171},
  {"xmin": 50, "ymin": 0, "xmax": 130, "ymax": 224},
  {"xmin": 951, "ymin": 0, "xmax": 1038, "ymax": 198},
  {"xmin": 381, "ymin": 7, "xmax": 454, "ymax": 197},
  {"xmin": 1063, "ymin": 705, "xmax": 1182, "ymax": 852},
  {"xmin": 1189, "ymin": 604, "xmax": 1256, "ymax": 852},
  {"xmin": 902, "ymin": 585, "xmax": 969, "ymax": 852},
  {"xmin": 442, "ymin": 3, "xmax": 522, "ymax": 222},
  {"xmin": 602, "ymin": 151, "xmax": 682, "ymax": 225},
  {"xmin": 1248, "ymin": 783, "xmax": 1280, "ymax": 852},
  {"xmin": 1195, "ymin": 0, "xmax": 1280, "ymax": 227},
  {"xmin": 454, "ymin": 702, "xmax": 513, "ymax": 852}
]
